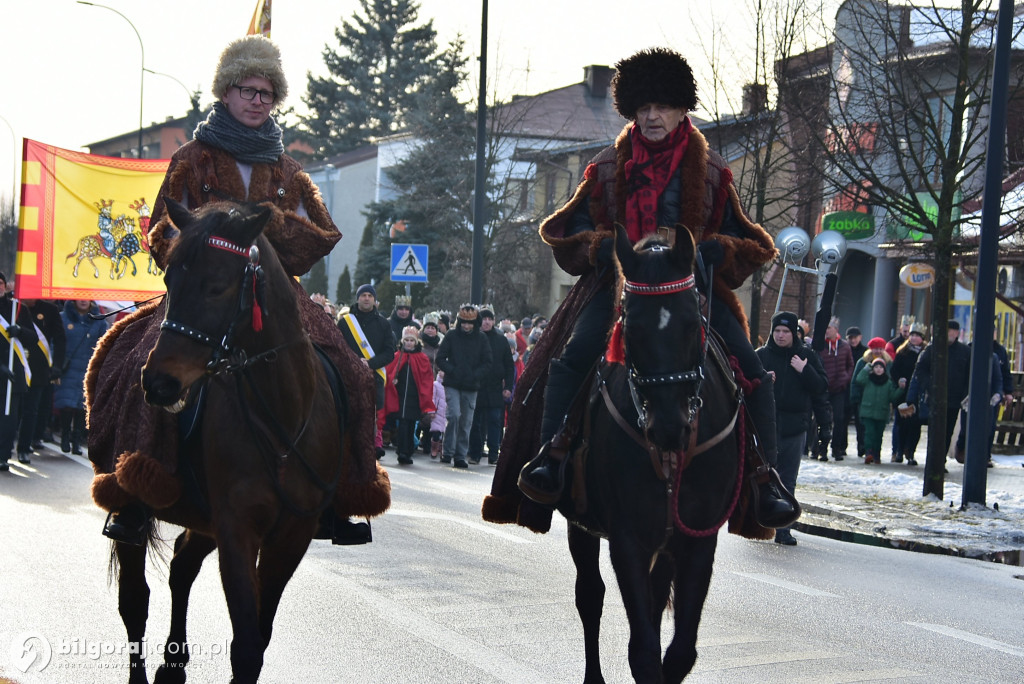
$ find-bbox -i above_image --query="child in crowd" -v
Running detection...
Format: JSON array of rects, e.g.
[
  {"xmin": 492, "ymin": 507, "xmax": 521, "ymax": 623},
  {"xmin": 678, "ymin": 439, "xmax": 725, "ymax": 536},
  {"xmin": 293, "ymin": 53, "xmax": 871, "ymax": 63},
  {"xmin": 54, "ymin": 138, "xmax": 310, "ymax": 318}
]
[
  {"xmin": 429, "ymin": 371, "xmax": 447, "ymax": 459},
  {"xmin": 384, "ymin": 327, "xmax": 436, "ymax": 465},
  {"xmin": 855, "ymin": 357, "xmax": 905, "ymax": 464}
]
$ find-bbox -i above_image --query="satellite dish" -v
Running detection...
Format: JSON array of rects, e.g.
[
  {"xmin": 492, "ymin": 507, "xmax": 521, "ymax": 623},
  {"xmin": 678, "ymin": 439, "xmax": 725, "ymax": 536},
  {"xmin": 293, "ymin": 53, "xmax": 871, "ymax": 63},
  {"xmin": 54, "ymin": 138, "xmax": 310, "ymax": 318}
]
[
  {"xmin": 811, "ymin": 230, "xmax": 847, "ymax": 265},
  {"xmin": 776, "ymin": 226, "xmax": 810, "ymax": 262}
]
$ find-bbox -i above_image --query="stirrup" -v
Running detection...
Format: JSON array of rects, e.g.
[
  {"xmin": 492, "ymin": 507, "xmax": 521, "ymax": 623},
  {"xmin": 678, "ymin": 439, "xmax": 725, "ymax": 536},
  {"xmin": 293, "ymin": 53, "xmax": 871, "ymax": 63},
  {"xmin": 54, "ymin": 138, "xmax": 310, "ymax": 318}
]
[
  {"xmin": 749, "ymin": 467, "xmax": 801, "ymax": 529},
  {"xmin": 518, "ymin": 440, "xmax": 570, "ymax": 506},
  {"xmin": 102, "ymin": 507, "xmax": 152, "ymax": 546}
]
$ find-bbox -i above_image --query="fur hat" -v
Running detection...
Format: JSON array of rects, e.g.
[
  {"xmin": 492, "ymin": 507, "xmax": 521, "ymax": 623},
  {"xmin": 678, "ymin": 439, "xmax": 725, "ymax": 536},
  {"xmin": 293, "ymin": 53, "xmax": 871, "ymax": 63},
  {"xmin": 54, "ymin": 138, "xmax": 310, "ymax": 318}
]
[
  {"xmin": 401, "ymin": 326, "xmax": 420, "ymax": 342},
  {"xmin": 612, "ymin": 48, "xmax": 698, "ymax": 120},
  {"xmin": 212, "ymin": 36, "xmax": 288, "ymax": 104},
  {"xmin": 771, "ymin": 311, "xmax": 801, "ymax": 338},
  {"xmin": 457, "ymin": 304, "xmax": 479, "ymax": 323}
]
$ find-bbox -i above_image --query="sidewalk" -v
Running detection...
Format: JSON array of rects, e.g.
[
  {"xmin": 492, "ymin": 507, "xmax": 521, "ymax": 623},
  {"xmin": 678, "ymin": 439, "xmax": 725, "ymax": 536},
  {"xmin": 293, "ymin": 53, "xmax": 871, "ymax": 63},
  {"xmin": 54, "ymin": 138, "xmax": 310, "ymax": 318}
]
[{"xmin": 792, "ymin": 424, "xmax": 1024, "ymax": 564}]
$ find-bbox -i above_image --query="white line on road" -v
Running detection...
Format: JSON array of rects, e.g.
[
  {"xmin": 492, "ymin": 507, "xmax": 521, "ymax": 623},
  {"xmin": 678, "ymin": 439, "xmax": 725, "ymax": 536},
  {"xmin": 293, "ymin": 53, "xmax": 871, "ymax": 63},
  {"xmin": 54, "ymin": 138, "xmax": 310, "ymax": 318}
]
[
  {"xmin": 64, "ymin": 451, "xmax": 92, "ymax": 468},
  {"xmin": 730, "ymin": 571, "xmax": 840, "ymax": 597},
  {"xmin": 387, "ymin": 508, "xmax": 534, "ymax": 544},
  {"xmin": 907, "ymin": 621, "xmax": 1024, "ymax": 657}
]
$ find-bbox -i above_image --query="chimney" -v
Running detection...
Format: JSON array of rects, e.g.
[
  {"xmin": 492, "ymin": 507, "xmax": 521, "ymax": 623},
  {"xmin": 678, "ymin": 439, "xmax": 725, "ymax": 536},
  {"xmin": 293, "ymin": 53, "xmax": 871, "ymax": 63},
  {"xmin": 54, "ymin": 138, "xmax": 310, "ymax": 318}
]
[
  {"xmin": 742, "ymin": 83, "xmax": 768, "ymax": 116},
  {"xmin": 584, "ymin": 65, "xmax": 614, "ymax": 98}
]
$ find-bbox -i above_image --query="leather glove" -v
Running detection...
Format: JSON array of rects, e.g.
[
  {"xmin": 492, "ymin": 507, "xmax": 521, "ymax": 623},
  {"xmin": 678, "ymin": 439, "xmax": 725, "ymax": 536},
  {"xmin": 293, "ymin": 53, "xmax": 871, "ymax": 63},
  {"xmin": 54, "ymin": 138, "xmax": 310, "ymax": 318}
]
[
  {"xmin": 6, "ymin": 323, "xmax": 23, "ymax": 338},
  {"xmin": 0, "ymin": 365, "xmax": 14, "ymax": 382},
  {"xmin": 595, "ymin": 236, "xmax": 615, "ymax": 268},
  {"xmin": 50, "ymin": 367, "xmax": 63, "ymax": 381},
  {"xmin": 697, "ymin": 240, "xmax": 725, "ymax": 269}
]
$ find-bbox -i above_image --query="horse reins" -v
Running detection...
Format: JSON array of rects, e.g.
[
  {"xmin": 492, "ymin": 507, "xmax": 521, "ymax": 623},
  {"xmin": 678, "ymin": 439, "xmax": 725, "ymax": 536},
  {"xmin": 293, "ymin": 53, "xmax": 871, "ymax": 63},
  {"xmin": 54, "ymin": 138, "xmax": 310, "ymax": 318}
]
[{"xmin": 159, "ymin": 232, "xmax": 342, "ymax": 518}]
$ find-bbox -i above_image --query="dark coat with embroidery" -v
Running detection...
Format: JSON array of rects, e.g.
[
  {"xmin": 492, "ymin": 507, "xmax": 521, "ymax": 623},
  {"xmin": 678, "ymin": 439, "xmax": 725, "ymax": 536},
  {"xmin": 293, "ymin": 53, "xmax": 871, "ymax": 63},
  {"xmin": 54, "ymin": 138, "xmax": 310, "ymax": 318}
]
[{"xmin": 483, "ymin": 123, "xmax": 777, "ymax": 532}]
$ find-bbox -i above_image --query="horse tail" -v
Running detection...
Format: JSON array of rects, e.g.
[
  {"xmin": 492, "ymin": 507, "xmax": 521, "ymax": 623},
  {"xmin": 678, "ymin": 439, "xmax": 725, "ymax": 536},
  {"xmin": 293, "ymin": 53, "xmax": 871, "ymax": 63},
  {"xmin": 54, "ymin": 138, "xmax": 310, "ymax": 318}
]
[
  {"xmin": 105, "ymin": 526, "xmax": 165, "ymax": 588},
  {"xmin": 66, "ymin": 241, "xmax": 81, "ymax": 261}
]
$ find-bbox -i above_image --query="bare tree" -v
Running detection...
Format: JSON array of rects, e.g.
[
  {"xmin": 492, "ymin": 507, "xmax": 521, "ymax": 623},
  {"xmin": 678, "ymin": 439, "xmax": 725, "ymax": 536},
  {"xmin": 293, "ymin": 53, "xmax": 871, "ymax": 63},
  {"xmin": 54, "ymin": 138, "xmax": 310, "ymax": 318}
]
[
  {"xmin": 0, "ymin": 195, "xmax": 16, "ymax": 278},
  {"xmin": 780, "ymin": 0, "xmax": 1024, "ymax": 497}
]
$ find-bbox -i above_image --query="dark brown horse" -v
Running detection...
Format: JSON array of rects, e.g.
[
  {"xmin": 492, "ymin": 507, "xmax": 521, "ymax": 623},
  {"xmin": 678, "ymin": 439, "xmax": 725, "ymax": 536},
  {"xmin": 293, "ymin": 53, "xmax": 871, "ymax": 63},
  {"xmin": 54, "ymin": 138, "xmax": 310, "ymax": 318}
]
[
  {"xmin": 114, "ymin": 200, "xmax": 346, "ymax": 684},
  {"xmin": 559, "ymin": 226, "xmax": 744, "ymax": 683}
]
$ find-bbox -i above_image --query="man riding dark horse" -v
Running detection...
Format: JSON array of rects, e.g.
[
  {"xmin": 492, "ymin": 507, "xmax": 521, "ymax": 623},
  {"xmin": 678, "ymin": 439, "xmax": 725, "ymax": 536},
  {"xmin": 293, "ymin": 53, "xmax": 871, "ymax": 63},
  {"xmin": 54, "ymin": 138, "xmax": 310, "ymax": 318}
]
[
  {"xmin": 484, "ymin": 48, "xmax": 795, "ymax": 531},
  {"xmin": 89, "ymin": 36, "xmax": 389, "ymax": 546}
]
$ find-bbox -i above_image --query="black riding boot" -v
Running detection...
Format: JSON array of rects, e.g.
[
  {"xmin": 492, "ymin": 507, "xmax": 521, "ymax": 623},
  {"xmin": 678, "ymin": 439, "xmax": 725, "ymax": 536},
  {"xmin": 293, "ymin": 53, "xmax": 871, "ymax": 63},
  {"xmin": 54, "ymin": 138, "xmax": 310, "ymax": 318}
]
[
  {"xmin": 521, "ymin": 360, "xmax": 586, "ymax": 502},
  {"xmin": 746, "ymin": 376, "xmax": 799, "ymax": 529},
  {"xmin": 103, "ymin": 502, "xmax": 152, "ymax": 546}
]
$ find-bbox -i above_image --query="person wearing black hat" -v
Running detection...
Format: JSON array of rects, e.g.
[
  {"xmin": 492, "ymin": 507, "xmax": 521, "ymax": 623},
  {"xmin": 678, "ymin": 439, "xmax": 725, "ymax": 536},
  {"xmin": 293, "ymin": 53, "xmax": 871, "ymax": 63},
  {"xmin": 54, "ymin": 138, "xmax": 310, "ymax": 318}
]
[
  {"xmin": 498, "ymin": 47, "xmax": 793, "ymax": 531},
  {"xmin": 755, "ymin": 312, "xmax": 828, "ymax": 545},
  {"xmin": 468, "ymin": 306, "xmax": 515, "ymax": 465},
  {"xmin": 435, "ymin": 305, "xmax": 493, "ymax": 468}
]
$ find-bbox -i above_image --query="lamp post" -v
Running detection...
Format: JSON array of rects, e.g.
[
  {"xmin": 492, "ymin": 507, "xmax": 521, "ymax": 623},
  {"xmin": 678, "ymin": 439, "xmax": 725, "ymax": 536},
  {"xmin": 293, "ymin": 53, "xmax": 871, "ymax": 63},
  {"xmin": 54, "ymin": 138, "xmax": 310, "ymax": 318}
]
[
  {"xmin": 78, "ymin": 2, "xmax": 144, "ymax": 158},
  {"xmin": 144, "ymin": 68, "xmax": 200, "ymax": 111}
]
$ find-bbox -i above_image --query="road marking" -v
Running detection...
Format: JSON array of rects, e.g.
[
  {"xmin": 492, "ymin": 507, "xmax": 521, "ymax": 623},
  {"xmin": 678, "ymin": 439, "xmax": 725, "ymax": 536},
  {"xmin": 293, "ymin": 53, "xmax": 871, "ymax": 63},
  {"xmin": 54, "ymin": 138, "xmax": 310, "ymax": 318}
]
[
  {"xmin": 731, "ymin": 571, "xmax": 840, "ymax": 597},
  {"xmin": 695, "ymin": 649, "xmax": 841, "ymax": 671},
  {"xmin": 65, "ymin": 452, "xmax": 92, "ymax": 468},
  {"xmin": 387, "ymin": 508, "xmax": 533, "ymax": 544},
  {"xmin": 907, "ymin": 622, "xmax": 1024, "ymax": 657},
  {"xmin": 322, "ymin": 570, "xmax": 552, "ymax": 683},
  {"xmin": 783, "ymin": 668, "xmax": 923, "ymax": 682}
]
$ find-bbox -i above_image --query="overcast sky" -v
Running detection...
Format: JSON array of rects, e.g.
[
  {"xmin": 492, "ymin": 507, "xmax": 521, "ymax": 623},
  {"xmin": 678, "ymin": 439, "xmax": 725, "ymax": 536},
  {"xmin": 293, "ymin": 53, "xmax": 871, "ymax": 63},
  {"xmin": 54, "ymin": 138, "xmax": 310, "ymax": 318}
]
[{"xmin": 0, "ymin": 0, "xmax": 839, "ymax": 206}]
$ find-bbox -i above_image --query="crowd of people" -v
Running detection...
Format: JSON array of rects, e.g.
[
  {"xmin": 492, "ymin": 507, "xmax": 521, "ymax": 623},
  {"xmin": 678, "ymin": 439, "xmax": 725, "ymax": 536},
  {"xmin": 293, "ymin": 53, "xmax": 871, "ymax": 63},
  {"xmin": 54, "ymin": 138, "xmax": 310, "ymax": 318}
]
[
  {"xmin": 327, "ymin": 285, "xmax": 545, "ymax": 469},
  {"xmin": 0, "ymin": 272, "xmax": 110, "ymax": 471}
]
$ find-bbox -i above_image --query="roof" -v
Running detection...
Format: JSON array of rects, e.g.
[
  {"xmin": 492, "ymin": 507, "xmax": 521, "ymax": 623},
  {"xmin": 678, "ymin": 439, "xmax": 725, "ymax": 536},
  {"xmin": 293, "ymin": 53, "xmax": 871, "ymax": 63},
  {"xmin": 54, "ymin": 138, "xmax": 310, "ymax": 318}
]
[{"xmin": 493, "ymin": 81, "xmax": 626, "ymax": 143}]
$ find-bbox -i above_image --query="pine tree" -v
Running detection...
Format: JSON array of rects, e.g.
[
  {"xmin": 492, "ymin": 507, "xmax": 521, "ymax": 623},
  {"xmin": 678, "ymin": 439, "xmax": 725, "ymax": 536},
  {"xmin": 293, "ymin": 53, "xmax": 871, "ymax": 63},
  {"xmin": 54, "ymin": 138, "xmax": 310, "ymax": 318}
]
[
  {"xmin": 359, "ymin": 39, "xmax": 476, "ymax": 308},
  {"xmin": 299, "ymin": 0, "xmax": 439, "ymax": 158},
  {"xmin": 336, "ymin": 265, "xmax": 353, "ymax": 306},
  {"xmin": 305, "ymin": 259, "xmax": 328, "ymax": 297}
]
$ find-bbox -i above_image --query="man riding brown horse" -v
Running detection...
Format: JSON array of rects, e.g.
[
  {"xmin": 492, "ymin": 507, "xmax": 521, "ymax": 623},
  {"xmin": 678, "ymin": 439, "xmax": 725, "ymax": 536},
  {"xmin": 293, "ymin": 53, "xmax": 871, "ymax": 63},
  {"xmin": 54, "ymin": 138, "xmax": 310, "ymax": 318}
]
[{"xmin": 89, "ymin": 35, "xmax": 389, "ymax": 546}]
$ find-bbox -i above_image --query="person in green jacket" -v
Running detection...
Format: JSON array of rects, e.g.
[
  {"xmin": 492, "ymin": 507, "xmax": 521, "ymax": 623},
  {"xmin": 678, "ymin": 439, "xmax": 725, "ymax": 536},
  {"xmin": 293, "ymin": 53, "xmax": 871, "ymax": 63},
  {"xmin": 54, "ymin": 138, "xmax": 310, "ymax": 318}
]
[{"xmin": 855, "ymin": 357, "xmax": 905, "ymax": 464}]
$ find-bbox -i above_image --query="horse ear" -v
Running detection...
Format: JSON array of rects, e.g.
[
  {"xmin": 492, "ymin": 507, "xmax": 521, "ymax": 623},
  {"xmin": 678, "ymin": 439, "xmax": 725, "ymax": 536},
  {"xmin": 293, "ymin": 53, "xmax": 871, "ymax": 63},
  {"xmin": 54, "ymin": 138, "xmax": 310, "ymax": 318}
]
[
  {"xmin": 612, "ymin": 223, "xmax": 638, "ymax": 276},
  {"xmin": 236, "ymin": 204, "xmax": 273, "ymax": 246},
  {"xmin": 164, "ymin": 197, "xmax": 192, "ymax": 234},
  {"xmin": 674, "ymin": 225, "xmax": 696, "ymax": 272}
]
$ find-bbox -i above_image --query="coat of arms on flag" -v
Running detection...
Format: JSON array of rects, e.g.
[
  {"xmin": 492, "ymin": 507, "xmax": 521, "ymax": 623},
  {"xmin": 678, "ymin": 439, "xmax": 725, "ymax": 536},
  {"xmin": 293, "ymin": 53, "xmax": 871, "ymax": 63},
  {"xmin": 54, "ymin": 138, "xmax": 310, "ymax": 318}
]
[{"xmin": 16, "ymin": 139, "xmax": 170, "ymax": 300}]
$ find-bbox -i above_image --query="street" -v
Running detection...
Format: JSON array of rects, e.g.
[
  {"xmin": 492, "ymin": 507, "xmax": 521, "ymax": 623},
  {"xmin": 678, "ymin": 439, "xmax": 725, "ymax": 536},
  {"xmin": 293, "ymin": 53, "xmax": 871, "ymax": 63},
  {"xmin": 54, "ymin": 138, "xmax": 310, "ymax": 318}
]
[{"xmin": 1, "ymin": 447, "xmax": 1022, "ymax": 683}]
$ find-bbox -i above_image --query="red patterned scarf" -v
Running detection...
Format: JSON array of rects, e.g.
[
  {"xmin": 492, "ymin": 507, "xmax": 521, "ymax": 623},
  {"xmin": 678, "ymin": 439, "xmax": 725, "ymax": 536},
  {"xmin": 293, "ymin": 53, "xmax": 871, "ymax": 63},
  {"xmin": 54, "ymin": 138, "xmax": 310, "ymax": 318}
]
[{"xmin": 624, "ymin": 117, "xmax": 691, "ymax": 243}]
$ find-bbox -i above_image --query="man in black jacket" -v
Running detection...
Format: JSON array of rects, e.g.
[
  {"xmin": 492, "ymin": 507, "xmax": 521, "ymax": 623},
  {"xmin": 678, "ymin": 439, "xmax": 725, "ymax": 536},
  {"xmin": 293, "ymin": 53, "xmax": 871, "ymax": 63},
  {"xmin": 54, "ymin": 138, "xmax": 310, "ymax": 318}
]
[
  {"xmin": 1, "ymin": 273, "xmax": 39, "ymax": 470},
  {"xmin": 17, "ymin": 299, "xmax": 66, "ymax": 460},
  {"xmin": 435, "ymin": 305, "xmax": 492, "ymax": 468},
  {"xmin": 468, "ymin": 305, "xmax": 515, "ymax": 465},
  {"xmin": 338, "ymin": 284, "xmax": 396, "ymax": 458},
  {"xmin": 756, "ymin": 311, "xmax": 828, "ymax": 546}
]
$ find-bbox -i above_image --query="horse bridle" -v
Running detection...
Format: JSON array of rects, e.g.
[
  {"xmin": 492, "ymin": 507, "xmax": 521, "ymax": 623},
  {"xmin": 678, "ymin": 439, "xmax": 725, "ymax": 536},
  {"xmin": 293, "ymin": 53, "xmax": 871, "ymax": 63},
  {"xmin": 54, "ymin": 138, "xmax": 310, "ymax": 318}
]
[
  {"xmin": 160, "ymin": 233, "xmax": 274, "ymax": 374},
  {"xmin": 621, "ymin": 265, "xmax": 709, "ymax": 430}
]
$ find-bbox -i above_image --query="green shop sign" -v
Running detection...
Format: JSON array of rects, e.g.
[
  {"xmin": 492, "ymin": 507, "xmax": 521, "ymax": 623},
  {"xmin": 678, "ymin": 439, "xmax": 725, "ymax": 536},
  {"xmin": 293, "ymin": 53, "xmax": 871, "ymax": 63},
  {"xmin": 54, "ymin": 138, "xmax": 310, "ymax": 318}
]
[
  {"xmin": 889, "ymin": 191, "xmax": 962, "ymax": 241},
  {"xmin": 821, "ymin": 211, "xmax": 875, "ymax": 240}
]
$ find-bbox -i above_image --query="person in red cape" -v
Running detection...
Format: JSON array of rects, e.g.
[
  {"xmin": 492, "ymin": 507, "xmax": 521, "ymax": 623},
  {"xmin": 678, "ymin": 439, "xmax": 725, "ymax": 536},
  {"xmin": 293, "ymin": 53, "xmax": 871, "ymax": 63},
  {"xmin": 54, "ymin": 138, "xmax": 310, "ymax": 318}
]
[
  {"xmin": 384, "ymin": 327, "xmax": 436, "ymax": 465},
  {"xmin": 88, "ymin": 36, "xmax": 389, "ymax": 546},
  {"xmin": 483, "ymin": 48, "xmax": 794, "ymax": 532}
]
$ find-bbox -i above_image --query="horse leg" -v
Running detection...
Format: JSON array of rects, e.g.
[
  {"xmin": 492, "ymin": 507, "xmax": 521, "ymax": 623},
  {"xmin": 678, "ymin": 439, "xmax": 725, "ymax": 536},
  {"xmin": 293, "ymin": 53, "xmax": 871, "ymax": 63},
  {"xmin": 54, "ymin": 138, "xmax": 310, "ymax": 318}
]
[
  {"xmin": 90, "ymin": 257, "xmax": 99, "ymax": 279},
  {"xmin": 650, "ymin": 553, "xmax": 674, "ymax": 631},
  {"xmin": 154, "ymin": 531, "xmax": 217, "ymax": 684},
  {"xmin": 662, "ymin": 535, "xmax": 718, "ymax": 684},
  {"xmin": 255, "ymin": 519, "xmax": 316, "ymax": 646},
  {"xmin": 567, "ymin": 524, "xmax": 605, "ymax": 684},
  {"xmin": 114, "ymin": 541, "xmax": 151, "ymax": 684},
  {"xmin": 607, "ymin": 534, "xmax": 662, "ymax": 683},
  {"xmin": 216, "ymin": 527, "xmax": 263, "ymax": 684}
]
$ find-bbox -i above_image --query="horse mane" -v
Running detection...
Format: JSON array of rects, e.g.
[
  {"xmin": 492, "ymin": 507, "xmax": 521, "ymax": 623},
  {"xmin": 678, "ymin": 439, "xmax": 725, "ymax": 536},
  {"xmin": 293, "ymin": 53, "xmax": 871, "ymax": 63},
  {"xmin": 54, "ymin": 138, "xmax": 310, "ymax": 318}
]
[{"xmin": 165, "ymin": 202, "xmax": 276, "ymax": 271}]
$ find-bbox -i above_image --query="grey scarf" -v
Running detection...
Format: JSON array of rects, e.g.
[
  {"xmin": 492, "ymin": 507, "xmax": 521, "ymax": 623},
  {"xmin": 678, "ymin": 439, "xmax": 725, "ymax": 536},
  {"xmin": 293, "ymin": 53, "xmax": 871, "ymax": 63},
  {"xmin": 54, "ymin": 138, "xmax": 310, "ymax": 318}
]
[{"xmin": 193, "ymin": 102, "xmax": 284, "ymax": 164}]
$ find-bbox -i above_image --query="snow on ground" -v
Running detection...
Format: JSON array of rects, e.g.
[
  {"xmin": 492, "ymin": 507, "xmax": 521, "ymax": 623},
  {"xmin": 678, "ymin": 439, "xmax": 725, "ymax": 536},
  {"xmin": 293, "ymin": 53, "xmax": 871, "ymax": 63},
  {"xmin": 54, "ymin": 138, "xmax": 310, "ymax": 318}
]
[{"xmin": 797, "ymin": 454, "xmax": 1024, "ymax": 550}]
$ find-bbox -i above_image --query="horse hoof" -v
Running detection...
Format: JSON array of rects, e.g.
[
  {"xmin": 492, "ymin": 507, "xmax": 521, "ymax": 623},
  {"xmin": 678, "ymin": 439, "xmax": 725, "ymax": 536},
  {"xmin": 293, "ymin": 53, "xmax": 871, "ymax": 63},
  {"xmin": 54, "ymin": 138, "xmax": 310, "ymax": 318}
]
[{"xmin": 154, "ymin": 663, "xmax": 187, "ymax": 684}]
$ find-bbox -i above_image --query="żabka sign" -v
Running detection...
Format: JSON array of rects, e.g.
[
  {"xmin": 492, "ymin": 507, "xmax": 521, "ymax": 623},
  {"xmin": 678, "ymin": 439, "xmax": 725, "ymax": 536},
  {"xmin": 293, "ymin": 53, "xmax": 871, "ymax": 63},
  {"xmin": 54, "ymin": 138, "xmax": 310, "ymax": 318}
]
[
  {"xmin": 821, "ymin": 211, "xmax": 875, "ymax": 240},
  {"xmin": 899, "ymin": 263, "xmax": 935, "ymax": 289}
]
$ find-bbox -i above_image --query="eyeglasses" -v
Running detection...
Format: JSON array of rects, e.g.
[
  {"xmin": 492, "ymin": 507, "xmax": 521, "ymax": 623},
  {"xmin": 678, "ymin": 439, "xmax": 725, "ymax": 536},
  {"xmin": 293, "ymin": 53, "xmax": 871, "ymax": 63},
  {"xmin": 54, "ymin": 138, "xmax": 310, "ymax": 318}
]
[{"xmin": 232, "ymin": 85, "xmax": 276, "ymax": 105}]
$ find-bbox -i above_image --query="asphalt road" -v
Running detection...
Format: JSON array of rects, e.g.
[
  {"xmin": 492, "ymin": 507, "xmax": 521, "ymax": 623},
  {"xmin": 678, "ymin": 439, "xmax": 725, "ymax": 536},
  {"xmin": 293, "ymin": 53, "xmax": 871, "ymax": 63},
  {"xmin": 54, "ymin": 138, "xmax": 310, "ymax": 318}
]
[{"xmin": 1, "ymin": 446, "xmax": 1022, "ymax": 683}]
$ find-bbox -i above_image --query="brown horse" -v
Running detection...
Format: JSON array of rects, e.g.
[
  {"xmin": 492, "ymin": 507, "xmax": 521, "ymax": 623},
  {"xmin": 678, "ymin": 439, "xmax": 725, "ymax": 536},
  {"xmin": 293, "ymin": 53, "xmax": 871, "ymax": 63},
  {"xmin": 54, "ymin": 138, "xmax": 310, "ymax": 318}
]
[
  {"xmin": 556, "ymin": 226, "xmax": 745, "ymax": 683},
  {"xmin": 113, "ymin": 200, "xmax": 347, "ymax": 684}
]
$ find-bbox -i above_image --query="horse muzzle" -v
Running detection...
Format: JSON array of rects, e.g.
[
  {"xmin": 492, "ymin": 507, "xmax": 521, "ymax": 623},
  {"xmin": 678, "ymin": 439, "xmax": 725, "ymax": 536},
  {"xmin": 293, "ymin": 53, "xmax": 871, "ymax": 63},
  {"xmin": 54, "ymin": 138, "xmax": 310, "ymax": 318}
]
[{"xmin": 141, "ymin": 369, "xmax": 189, "ymax": 413}]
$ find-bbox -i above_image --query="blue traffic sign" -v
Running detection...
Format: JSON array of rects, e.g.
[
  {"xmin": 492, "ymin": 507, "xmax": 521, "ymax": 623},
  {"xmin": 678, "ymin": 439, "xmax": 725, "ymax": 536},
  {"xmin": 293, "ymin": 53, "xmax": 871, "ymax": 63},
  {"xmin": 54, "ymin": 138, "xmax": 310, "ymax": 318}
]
[{"xmin": 390, "ymin": 244, "xmax": 429, "ymax": 283}]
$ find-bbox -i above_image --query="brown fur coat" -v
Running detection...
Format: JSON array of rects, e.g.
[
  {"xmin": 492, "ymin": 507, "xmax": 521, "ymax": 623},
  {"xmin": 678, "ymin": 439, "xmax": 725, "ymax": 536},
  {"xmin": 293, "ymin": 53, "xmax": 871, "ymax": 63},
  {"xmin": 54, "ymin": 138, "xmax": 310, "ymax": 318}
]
[
  {"xmin": 87, "ymin": 141, "xmax": 389, "ymax": 519},
  {"xmin": 482, "ymin": 123, "xmax": 775, "ymax": 532}
]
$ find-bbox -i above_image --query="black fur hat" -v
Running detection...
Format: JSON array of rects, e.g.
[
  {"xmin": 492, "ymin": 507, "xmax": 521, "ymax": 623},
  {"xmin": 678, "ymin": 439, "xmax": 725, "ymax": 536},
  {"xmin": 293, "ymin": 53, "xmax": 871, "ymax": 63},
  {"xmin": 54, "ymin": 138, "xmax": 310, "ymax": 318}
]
[{"xmin": 612, "ymin": 48, "xmax": 698, "ymax": 120}]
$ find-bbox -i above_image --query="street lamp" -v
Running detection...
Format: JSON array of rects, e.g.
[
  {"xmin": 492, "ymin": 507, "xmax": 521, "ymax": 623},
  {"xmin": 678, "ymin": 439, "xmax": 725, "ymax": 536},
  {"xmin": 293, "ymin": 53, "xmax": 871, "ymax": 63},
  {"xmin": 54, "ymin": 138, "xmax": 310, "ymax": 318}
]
[
  {"xmin": 78, "ymin": 2, "xmax": 144, "ymax": 158},
  {"xmin": 144, "ymin": 68, "xmax": 200, "ymax": 112}
]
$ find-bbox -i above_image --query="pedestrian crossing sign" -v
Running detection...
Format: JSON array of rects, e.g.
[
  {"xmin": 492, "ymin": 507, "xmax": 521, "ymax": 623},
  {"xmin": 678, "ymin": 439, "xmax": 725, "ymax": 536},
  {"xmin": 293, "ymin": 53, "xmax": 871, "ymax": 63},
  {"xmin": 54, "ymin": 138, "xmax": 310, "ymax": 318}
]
[{"xmin": 390, "ymin": 243, "xmax": 429, "ymax": 283}]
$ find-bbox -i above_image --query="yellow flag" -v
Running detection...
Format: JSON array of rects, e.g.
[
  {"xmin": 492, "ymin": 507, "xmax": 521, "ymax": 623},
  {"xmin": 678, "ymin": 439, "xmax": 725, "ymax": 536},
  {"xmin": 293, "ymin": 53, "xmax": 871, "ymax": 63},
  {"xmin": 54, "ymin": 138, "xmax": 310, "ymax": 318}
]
[
  {"xmin": 17, "ymin": 139, "xmax": 169, "ymax": 300},
  {"xmin": 247, "ymin": 0, "xmax": 271, "ymax": 38}
]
